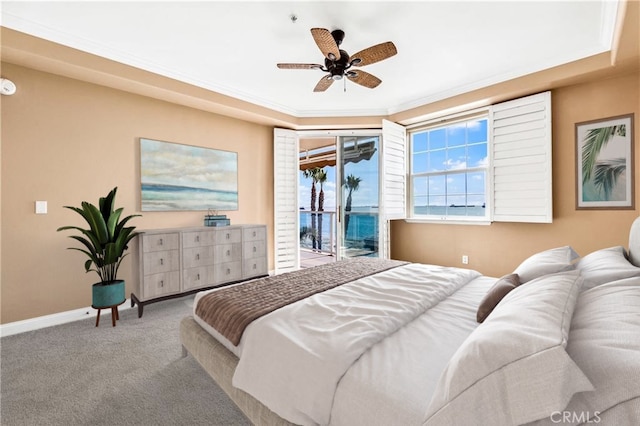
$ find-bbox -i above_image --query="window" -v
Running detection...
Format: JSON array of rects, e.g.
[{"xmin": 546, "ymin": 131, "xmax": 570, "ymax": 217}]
[
  {"xmin": 408, "ymin": 91, "xmax": 553, "ymax": 224},
  {"xmin": 410, "ymin": 116, "xmax": 489, "ymax": 221}
]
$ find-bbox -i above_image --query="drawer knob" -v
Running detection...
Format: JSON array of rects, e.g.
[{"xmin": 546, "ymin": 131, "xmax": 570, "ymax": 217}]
[
  {"xmin": 196, "ymin": 235, "xmax": 200, "ymax": 242},
  {"xmin": 226, "ymin": 233, "xmax": 230, "ymax": 240},
  {"xmin": 160, "ymin": 258, "xmax": 164, "ymax": 265},
  {"xmin": 159, "ymin": 238, "xmax": 163, "ymax": 246},
  {"xmin": 196, "ymin": 273, "xmax": 200, "ymax": 281},
  {"xmin": 253, "ymin": 264, "xmax": 256, "ymax": 270},
  {"xmin": 253, "ymin": 246, "xmax": 257, "ymax": 253},
  {"xmin": 253, "ymin": 231, "xmax": 256, "ymax": 237},
  {"xmin": 160, "ymin": 280, "xmax": 164, "ymax": 287},
  {"xmin": 196, "ymin": 253, "xmax": 200, "ymax": 260},
  {"xmin": 226, "ymin": 249, "xmax": 230, "ymax": 256},
  {"xmin": 226, "ymin": 268, "xmax": 230, "ymax": 275}
]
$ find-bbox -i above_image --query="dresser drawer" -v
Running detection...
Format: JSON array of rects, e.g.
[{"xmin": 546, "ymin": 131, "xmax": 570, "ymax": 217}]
[
  {"xmin": 143, "ymin": 250, "xmax": 180, "ymax": 275},
  {"xmin": 134, "ymin": 224, "xmax": 268, "ymax": 318},
  {"xmin": 143, "ymin": 271, "xmax": 180, "ymax": 299},
  {"xmin": 243, "ymin": 257, "xmax": 268, "ymax": 278},
  {"xmin": 182, "ymin": 246, "xmax": 213, "ymax": 269},
  {"xmin": 213, "ymin": 228, "xmax": 242, "ymax": 244},
  {"xmin": 213, "ymin": 261, "xmax": 242, "ymax": 284},
  {"xmin": 243, "ymin": 226, "xmax": 266, "ymax": 242},
  {"xmin": 243, "ymin": 239, "xmax": 266, "ymax": 259},
  {"xmin": 143, "ymin": 233, "xmax": 179, "ymax": 253},
  {"xmin": 214, "ymin": 243, "xmax": 242, "ymax": 263},
  {"xmin": 182, "ymin": 230, "xmax": 214, "ymax": 248},
  {"xmin": 182, "ymin": 266, "xmax": 211, "ymax": 291}
]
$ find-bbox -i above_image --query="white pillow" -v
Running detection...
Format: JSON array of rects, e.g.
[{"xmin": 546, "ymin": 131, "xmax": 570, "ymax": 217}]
[
  {"xmin": 535, "ymin": 277, "xmax": 640, "ymax": 425},
  {"xmin": 576, "ymin": 246, "xmax": 640, "ymax": 290},
  {"xmin": 513, "ymin": 246, "xmax": 580, "ymax": 283},
  {"xmin": 423, "ymin": 270, "xmax": 592, "ymax": 426}
]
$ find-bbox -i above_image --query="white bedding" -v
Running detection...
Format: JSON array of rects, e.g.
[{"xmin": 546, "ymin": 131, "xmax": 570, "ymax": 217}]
[
  {"xmin": 331, "ymin": 274, "xmax": 494, "ymax": 426},
  {"xmin": 230, "ymin": 263, "xmax": 483, "ymax": 425}
]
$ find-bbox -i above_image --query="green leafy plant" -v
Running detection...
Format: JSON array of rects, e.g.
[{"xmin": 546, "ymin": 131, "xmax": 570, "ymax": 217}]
[{"xmin": 57, "ymin": 187, "xmax": 140, "ymax": 283}]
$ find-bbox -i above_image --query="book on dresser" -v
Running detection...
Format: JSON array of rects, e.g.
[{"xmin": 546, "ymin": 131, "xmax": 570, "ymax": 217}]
[{"xmin": 131, "ymin": 224, "xmax": 268, "ymax": 317}]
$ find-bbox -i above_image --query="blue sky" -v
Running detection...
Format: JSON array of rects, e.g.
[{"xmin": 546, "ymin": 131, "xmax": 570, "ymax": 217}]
[
  {"xmin": 298, "ymin": 121, "xmax": 488, "ymax": 211},
  {"xmin": 411, "ymin": 119, "xmax": 488, "ymax": 207},
  {"xmin": 299, "ymin": 145, "xmax": 380, "ymax": 212}
]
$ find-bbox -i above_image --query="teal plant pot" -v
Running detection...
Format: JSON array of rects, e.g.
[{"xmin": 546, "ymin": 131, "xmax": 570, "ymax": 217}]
[{"xmin": 92, "ymin": 280, "xmax": 126, "ymax": 308}]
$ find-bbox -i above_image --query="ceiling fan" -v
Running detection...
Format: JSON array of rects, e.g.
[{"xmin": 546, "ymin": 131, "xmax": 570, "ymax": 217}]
[{"xmin": 277, "ymin": 28, "xmax": 397, "ymax": 92}]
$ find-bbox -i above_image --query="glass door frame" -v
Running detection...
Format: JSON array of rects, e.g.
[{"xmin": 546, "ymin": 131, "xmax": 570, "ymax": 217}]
[{"xmin": 297, "ymin": 129, "xmax": 383, "ymax": 261}]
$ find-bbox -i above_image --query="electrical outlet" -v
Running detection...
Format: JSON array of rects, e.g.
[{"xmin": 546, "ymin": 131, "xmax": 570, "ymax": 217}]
[{"xmin": 462, "ymin": 255, "xmax": 469, "ymax": 265}]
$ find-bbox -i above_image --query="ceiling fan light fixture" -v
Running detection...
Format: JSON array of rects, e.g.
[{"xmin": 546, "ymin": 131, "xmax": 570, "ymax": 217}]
[
  {"xmin": 331, "ymin": 74, "xmax": 343, "ymax": 81},
  {"xmin": 350, "ymin": 58, "xmax": 362, "ymax": 66}
]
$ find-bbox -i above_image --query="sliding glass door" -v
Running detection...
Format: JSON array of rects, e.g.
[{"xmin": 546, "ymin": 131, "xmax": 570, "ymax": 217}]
[{"xmin": 338, "ymin": 135, "xmax": 380, "ymax": 259}]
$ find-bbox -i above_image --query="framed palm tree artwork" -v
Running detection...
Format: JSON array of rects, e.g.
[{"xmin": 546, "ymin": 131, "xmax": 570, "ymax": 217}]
[{"xmin": 576, "ymin": 114, "xmax": 635, "ymax": 210}]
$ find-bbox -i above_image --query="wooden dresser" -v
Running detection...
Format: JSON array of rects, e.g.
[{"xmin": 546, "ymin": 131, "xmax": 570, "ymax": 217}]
[{"xmin": 132, "ymin": 225, "xmax": 267, "ymax": 317}]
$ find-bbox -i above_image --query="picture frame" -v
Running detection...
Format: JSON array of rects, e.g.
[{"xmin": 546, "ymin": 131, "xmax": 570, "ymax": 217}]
[
  {"xmin": 140, "ymin": 138, "xmax": 238, "ymax": 211},
  {"xmin": 575, "ymin": 113, "xmax": 635, "ymax": 210}
]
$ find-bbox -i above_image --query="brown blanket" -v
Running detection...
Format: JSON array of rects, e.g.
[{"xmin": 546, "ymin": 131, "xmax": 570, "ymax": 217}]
[{"xmin": 195, "ymin": 257, "xmax": 408, "ymax": 345}]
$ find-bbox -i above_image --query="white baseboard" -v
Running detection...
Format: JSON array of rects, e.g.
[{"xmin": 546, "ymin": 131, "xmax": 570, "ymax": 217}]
[{"xmin": 0, "ymin": 298, "xmax": 133, "ymax": 337}]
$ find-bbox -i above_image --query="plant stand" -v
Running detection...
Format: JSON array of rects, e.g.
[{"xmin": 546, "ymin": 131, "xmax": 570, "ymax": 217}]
[{"xmin": 92, "ymin": 300, "xmax": 125, "ymax": 327}]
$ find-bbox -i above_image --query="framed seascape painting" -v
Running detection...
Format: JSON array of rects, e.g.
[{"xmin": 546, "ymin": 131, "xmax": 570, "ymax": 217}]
[
  {"xmin": 140, "ymin": 138, "xmax": 238, "ymax": 211},
  {"xmin": 576, "ymin": 114, "xmax": 635, "ymax": 210}
]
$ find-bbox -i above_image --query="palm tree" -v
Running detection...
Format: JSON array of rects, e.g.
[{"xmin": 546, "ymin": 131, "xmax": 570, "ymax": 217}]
[
  {"xmin": 302, "ymin": 167, "xmax": 322, "ymax": 250},
  {"xmin": 344, "ymin": 174, "xmax": 362, "ymax": 239},
  {"xmin": 581, "ymin": 124, "xmax": 627, "ymax": 200},
  {"xmin": 316, "ymin": 168, "xmax": 327, "ymax": 251}
]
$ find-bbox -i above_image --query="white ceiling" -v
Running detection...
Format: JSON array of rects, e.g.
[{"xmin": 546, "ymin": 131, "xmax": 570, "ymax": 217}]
[{"xmin": 1, "ymin": 1, "xmax": 620, "ymax": 118}]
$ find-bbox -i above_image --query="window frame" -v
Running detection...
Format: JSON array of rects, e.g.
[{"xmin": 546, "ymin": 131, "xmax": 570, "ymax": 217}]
[{"xmin": 408, "ymin": 111, "xmax": 491, "ymax": 224}]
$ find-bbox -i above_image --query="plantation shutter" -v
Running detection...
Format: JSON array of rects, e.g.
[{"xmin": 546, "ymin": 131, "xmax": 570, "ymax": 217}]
[
  {"xmin": 490, "ymin": 91, "xmax": 553, "ymax": 223},
  {"xmin": 381, "ymin": 119, "xmax": 407, "ymax": 258},
  {"xmin": 273, "ymin": 128, "xmax": 300, "ymax": 273}
]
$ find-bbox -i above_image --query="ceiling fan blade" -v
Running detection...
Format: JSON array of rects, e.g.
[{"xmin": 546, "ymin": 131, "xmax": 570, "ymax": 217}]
[
  {"xmin": 277, "ymin": 63, "xmax": 323, "ymax": 70},
  {"xmin": 350, "ymin": 42, "xmax": 397, "ymax": 67},
  {"xmin": 313, "ymin": 76, "xmax": 334, "ymax": 92},
  {"xmin": 347, "ymin": 70, "xmax": 382, "ymax": 89},
  {"xmin": 311, "ymin": 28, "xmax": 341, "ymax": 60}
]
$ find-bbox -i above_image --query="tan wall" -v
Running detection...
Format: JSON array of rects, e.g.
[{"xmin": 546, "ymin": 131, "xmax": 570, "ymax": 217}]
[
  {"xmin": 2, "ymin": 64, "xmax": 638, "ymax": 325},
  {"xmin": 391, "ymin": 71, "xmax": 640, "ymax": 277},
  {"xmin": 1, "ymin": 63, "xmax": 273, "ymax": 324}
]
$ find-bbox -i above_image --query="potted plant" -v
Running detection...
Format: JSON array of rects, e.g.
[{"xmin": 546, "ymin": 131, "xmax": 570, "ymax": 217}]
[{"xmin": 57, "ymin": 187, "xmax": 140, "ymax": 309}]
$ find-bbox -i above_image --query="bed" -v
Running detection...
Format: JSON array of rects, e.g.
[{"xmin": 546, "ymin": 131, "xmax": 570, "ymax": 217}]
[{"xmin": 180, "ymin": 218, "xmax": 640, "ymax": 426}]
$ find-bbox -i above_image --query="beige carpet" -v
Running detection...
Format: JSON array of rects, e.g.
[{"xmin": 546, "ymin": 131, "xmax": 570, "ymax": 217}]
[{"xmin": 0, "ymin": 296, "xmax": 250, "ymax": 426}]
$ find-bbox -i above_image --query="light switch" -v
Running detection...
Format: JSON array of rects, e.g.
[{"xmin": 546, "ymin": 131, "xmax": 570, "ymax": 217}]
[{"xmin": 35, "ymin": 201, "xmax": 47, "ymax": 214}]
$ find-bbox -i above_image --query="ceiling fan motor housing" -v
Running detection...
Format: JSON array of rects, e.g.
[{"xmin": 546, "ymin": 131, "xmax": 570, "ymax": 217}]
[{"xmin": 326, "ymin": 49, "xmax": 350, "ymax": 79}]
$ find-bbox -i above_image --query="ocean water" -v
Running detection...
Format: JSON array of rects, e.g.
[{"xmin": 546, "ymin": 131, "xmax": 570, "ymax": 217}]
[
  {"xmin": 299, "ymin": 209, "xmax": 378, "ymax": 251},
  {"xmin": 141, "ymin": 183, "xmax": 238, "ymax": 211}
]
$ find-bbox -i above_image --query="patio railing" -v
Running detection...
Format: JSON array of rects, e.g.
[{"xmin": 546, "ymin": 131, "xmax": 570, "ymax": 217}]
[{"xmin": 299, "ymin": 209, "xmax": 380, "ymax": 258}]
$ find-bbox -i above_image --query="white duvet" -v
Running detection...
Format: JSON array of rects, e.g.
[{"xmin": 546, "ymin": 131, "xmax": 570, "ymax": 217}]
[{"xmin": 231, "ymin": 263, "xmax": 485, "ymax": 426}]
